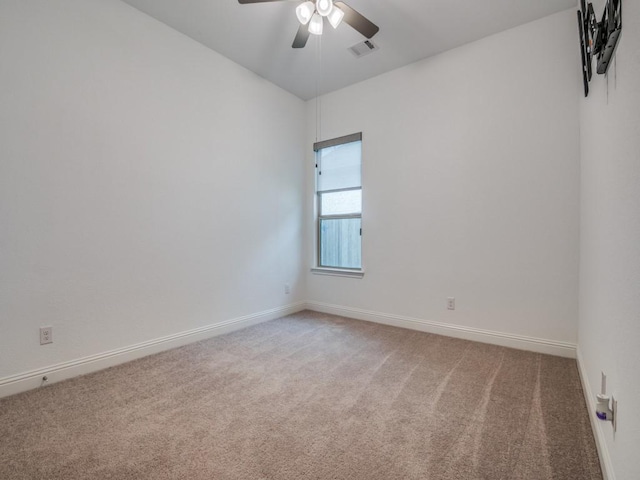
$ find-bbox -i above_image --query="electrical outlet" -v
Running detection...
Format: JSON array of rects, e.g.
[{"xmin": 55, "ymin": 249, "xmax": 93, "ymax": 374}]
[
  {"xmin": 447, "ymin": 297, "xmax": 455, "ymax": 310},
  {"xmin": 284, "ymin": 284, "xmax": 291, "ymax": 294},
  {"xmin": 40, "ymin": 326, "xmax": 53, "ymax": 345}
]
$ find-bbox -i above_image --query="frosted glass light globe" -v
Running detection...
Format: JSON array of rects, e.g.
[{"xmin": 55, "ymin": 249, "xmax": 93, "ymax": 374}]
[
  {"xmin": 309, "ymin": 13, "xmax": 324, "ymax": 35},
  {"xmin": 316, "ymin": 0, "xmax": 333, "ymax": 17},
  {"xmin": 295, "ymin": 1, "xmax": 315, "ymax": 25},
  {"xmin": 327, "ymin": 6, "xmax": 344, "ymax": 28}
]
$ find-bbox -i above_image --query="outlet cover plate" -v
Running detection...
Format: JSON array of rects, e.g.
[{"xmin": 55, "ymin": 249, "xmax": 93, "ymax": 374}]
[
  {"xmin": 40, "ymin": 326, "xmax": 53, "ymax": 345},
  {"xmin": 447, "ymin": 297, "xmax": 455, "ymax": 310}
]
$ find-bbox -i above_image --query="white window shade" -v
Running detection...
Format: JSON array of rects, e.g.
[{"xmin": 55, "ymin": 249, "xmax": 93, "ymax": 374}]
[{"xmin": 317, "ymin": 141, "xmax": 362, "ymax": 192}]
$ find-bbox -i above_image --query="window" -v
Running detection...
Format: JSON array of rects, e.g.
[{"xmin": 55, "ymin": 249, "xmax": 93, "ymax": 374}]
[{"xmin": 314, "ymin": 133, "xmax": 362, "ymax": 272}]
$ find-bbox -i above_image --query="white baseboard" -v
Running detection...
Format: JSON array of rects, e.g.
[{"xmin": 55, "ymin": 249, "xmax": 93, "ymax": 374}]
[
  {"xmin": 576, "ymin": 347, "xmax": 615, "ymax": 480},
  {"xmin": 304, "ymin": 301, "xmax": 577, "ymax": 358},
  {"xmin": 0, "ymin": 301, "xmax": 578, "ymax": 399},
  {"xmin": 0, "ymin": 302, "xmax": 306, "ymax": 399}
]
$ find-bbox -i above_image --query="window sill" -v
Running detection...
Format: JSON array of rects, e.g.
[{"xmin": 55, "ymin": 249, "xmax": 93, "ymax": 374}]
[{"xmin": 311, "ymin": 267, "xmax": 364, "ymax": 279}]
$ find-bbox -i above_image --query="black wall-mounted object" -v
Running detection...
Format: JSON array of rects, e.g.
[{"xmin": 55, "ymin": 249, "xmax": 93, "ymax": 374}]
[
  {"xmin": 577, "ymin": 10, "xmax": 590, "ymax": 97},
  {"xmin": 596, "ymin": 0, "xmax": 622, "ymax": 75},
  {"xmin": 577, "ymin": 0, "xmax": 622, "ymax": 97},
  {"xmin": 581, "ymin": 0, "xmax": 593, "ymax": 81}
]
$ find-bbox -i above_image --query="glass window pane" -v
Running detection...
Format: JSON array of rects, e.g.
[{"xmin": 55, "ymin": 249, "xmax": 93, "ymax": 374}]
[
  {"xmin": 320, "ymin": 189, "xmax": 362, "ymax": 216},
  {"xmin": 320, "ymin": 218, "xmax": 361, "ymax": 269},
  {"xmin": 317, "ymin": 141, "xmax": 361, "ymax": 192}
]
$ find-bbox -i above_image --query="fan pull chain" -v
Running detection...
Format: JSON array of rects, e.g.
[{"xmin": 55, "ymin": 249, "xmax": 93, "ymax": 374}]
[{"xmin": 315, "ymin": 34, "xmax": 322, "ymax": 143}]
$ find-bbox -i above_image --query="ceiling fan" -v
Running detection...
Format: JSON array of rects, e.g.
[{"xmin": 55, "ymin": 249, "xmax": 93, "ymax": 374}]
[{"xmin": 238, "ymin": 0, "xmax": 379, "ymax": 49}]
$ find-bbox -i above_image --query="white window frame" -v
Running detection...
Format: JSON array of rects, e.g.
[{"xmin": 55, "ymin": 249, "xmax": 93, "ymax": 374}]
[{"xmin": 311, "ymin": 132, "xmax": 364, "ymax": 278}]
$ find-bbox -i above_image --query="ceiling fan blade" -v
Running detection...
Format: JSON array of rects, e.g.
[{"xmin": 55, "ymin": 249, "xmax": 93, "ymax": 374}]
[
  {"xmin": 334, "ymin": 2, "xmax": 379, "ymax": 39},
  {"xmin": 292, "ymin": 23, "xmax": 310, "ymax": 48}
]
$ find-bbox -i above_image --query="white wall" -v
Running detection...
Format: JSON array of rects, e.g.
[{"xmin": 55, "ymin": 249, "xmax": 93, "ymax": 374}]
[
  {"xmin": 0, "ymin": 0, "xmax": 306, "ymax": 382},
  {"xmin": 306, "ymin": 10, "xmax": 581, "ymax": 346},
  {"xmin": 578, "ymin": 0, "xmax": 640, "ymax": 478}
]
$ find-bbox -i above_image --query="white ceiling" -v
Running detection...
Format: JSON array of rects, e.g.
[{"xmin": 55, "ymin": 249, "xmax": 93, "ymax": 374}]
[{"xmin": 120, "ymin": 0, "xmax": 576, "ymax": 100}]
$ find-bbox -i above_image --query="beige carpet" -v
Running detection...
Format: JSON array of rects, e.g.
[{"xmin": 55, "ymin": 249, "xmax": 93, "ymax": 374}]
[{"xmin": 0, "ymin": 311, "xmax": 602, "ymax": 479}]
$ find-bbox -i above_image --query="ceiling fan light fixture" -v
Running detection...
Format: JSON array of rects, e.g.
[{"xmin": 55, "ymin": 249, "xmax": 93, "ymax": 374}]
[
  {"xmin": 316, "ymin": 0, "xmax": 333, "ymax": 17},
  {"xmin": 327, "ymin": 6, "xmax": 344, "ymax": 29},
  {"xmin": 309, "ymin": 13, "xmax": 323, "ymax": 35},
  {"xmin": 295, "ymin": 1, "xmax": 315, "ymax": 25}
]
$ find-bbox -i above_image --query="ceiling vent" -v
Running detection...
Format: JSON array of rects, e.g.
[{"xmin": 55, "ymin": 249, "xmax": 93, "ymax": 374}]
[{"xmin": 348, "ymin": 39, "xmax": 379, "ymax": 58}]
